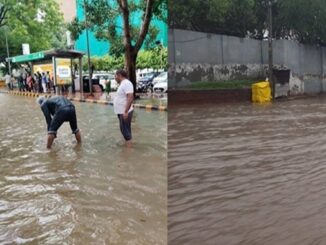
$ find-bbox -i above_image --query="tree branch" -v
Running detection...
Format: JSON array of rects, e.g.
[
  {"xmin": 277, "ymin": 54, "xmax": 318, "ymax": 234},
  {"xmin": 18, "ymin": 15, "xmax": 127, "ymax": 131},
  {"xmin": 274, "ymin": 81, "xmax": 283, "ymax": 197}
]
[
  {"xmin": 117, "ymin": 0, "xmax": 132, "ymax": 52},
  {"xmin": 0, "ymin": 5, "xmax": 8, "ymax": 26},
  {"xmin": 134, "ymin": 0, "xmax": 154, "ymax": 53}
]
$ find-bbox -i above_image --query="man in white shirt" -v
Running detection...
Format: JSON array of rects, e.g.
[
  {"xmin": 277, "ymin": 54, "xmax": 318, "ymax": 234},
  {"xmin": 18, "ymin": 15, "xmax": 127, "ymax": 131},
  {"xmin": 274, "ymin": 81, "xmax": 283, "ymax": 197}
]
[
  {"xmin": 4, "ymin": 73, "xmax": 11, "ymax": 90},
  {"xmin": 114, "ymin": 69, "xmax": 134, "ymax": 146}
]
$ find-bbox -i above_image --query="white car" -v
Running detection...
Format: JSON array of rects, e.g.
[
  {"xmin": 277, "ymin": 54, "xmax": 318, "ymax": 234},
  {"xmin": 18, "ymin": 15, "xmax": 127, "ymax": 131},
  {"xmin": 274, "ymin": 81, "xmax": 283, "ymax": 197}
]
[
  {"xmin": 152, "ymin": 72, "xmax": 167, "ymax": 85},
  {"xmin": 137, "ymin": 71, "xmax": 154, "ymax": 83},
  {"xmin": 153, "ymin": 80, "xmax": 167, "ymax": 93}
]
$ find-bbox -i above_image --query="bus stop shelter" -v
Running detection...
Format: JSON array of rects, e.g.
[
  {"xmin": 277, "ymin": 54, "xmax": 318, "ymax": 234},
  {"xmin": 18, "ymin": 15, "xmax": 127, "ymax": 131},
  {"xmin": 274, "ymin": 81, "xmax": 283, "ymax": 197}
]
[{"xmin": 9, "ymin": 49, "xmax": 84, "ymax": 94}]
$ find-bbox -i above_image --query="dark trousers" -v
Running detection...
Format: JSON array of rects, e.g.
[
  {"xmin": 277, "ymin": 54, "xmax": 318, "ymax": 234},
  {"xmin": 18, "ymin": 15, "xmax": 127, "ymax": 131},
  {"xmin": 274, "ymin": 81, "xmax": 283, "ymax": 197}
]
[
  {"xmin": 48, "ymin": 106, "xmax": 79, "ymax": 135},
  {"xmin": 38, "ymin": 81, "xmax": 42, "ymax": 93},
  {"xmin": 117, "ymin": 111, "xmax": 133, "ymax": 141}
]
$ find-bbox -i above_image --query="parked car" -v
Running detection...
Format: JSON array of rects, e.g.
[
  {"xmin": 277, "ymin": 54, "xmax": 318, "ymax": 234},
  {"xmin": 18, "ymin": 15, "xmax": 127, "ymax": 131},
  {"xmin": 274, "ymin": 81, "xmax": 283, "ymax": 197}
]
[
  {"xmin": 137, "ymin": 71, "xmax": 153, "ymax": 82},
  {"xmin": 82, "ymin": 75, "xmax": 101, "ymax": 92},
  {"xmin": 136, "ymin": 79, "xmax": 153, "ymax": 93},
  {"xmin": 136, "ymin": 72, "xmax": 160, "ymax": 93},
  {"xmin": 152, "ymin": 71, "xmax": 167, "ymax": 85},
  {"xmin": 153, "ymin": 80, "xmax": 167, "ymax": 93}
]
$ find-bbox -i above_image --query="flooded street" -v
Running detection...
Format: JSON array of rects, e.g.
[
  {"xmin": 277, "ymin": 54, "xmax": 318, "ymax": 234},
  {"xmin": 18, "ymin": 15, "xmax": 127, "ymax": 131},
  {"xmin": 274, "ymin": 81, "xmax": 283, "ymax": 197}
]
[
  {"xmin": 169, "ymin": 97, "xmax": 326, "ymax": 245},
  {"xmin": 0, "ymin": 94, "xmax": 167, "ymax": 244}
]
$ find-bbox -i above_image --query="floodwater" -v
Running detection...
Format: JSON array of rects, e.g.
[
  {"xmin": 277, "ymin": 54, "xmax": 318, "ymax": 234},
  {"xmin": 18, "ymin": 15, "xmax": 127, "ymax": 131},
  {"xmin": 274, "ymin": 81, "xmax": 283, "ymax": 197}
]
[
  {"xmin": 169, "ymin": 97, "xmax": 326, "ymax": 245},
  {"xmin": 0, "ymin": 94, "xmax": 167, "ymax": 244}
]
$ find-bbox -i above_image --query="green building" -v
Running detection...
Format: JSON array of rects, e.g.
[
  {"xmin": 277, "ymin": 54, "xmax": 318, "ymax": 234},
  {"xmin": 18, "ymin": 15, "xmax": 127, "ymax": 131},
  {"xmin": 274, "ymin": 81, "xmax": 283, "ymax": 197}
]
[{"xmin": 75, "ymin": 0, "xmax": 167, "ymax": 56}]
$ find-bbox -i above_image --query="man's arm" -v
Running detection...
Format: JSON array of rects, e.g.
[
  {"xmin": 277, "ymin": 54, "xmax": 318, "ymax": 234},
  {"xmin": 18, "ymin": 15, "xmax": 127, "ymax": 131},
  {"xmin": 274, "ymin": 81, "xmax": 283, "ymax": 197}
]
[
  {"xmin": 125, "ymin": 93, "xmax": 134, "ymax": 113},
  {"xmin": 123, "ymin": 93, "xmax": 134, "ymax": 120},
  {"xmin": 41, "ymin": 104, "xmax": 52, "ymax": 131}
]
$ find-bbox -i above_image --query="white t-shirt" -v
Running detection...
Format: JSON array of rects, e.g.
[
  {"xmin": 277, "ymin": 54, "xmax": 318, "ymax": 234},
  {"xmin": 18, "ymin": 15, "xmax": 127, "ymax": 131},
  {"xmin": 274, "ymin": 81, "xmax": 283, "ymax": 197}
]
[
  {"xmin": 114, "ymin": 79, "xmax": 134, "ymax": 114},
  {"xmin": 4, "ymin": 74, "xmax": 11, "ymax": 84}
]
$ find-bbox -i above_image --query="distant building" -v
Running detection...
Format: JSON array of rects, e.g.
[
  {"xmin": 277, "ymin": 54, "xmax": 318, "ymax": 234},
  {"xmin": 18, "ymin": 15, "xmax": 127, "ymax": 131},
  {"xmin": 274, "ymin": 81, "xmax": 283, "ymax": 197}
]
[
  {"xmin": 55, "ymin": 0, "xmax": 77, "ymax": 22},
  {"xmin": 55, "ymin": 0, "xmax": 167, "ymax": 56},
  {"xmin": 74, "ymin": 0, "xmax": 167, "ymax": 56}
]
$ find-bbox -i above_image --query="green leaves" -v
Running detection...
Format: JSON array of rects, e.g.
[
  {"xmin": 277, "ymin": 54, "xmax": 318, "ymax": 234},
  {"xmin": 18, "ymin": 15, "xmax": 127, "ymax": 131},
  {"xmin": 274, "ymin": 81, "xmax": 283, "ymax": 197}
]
[
  {"xmin": 169, "ymin": 0, "xmax": 231, "ymax": 32},
  {"xmin": 275, "ymin": 0, "xmax": 326, "ymax": 44},
  {"xmin": 67, "ymin": 17, "xmax": 85, "ymax": 41},
  {"xmin": 170, "ymin": 0, "xmax": 326, "ymax": 44},
  {"xmin": 83, "ymin": 55, "xmax": 124, "ymax": 71},
  {"xmin": 68, "ymin": 0, "xmax": 166, "ymax": 57},
  {"xmin": 136, "ymin": 47, "xmax": 167, "ymax": 69},
  {"xmin": 0, "ymin": 0, "xmax": 65, "ymax": 61},
  {"xmin": 81, "ymin": 47, "xmax": 167, "ymax": 71}
]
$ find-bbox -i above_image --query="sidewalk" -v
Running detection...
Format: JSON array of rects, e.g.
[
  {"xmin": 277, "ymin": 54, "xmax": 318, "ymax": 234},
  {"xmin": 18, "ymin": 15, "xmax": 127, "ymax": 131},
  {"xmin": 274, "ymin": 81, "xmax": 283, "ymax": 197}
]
[{"xmin": 2, "ymin": 89, "xmax": 167, "ymax": 111}]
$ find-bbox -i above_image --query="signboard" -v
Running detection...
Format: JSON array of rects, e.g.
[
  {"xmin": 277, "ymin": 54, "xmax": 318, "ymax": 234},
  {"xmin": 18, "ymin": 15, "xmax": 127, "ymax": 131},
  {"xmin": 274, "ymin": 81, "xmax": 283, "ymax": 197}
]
[
  {"xmin": 12, "ymin": 52, "xmax": 44, "ymax": 63},
  {"xmin": 32, "ymin": 58, "xmax": 72, "ymax": 86},
  {"xmin": 22, "ymin": 44, "xmax": 30, "ymax": 55},
  {"xmin": 55, "ymin": 58, "xmax": 72, "ymax": 85}
]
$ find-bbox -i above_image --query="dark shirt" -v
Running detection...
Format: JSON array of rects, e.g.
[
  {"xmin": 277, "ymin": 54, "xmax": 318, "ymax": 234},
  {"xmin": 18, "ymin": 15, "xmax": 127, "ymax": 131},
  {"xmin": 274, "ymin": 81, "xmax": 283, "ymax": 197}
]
[{"xmin": 41, "ymin": 96, "xmax": 74, "ymax": 130}]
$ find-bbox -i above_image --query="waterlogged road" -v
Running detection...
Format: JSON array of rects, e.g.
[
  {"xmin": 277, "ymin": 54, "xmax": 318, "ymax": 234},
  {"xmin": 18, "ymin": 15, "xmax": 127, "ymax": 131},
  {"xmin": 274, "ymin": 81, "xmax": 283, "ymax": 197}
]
[
  {"xmin": 169, "ymin": 97, "xmax": 326, "ymax": 245},
  {"xmin": 0, "ymin": 94, "xmax": 167, "ymax": 244}
]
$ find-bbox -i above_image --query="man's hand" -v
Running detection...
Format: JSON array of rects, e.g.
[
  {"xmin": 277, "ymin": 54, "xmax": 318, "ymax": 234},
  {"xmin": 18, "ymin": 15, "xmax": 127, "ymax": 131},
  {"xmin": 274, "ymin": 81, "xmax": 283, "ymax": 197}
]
[{"xmin": 123, "ymin": 112, "xmax": 129, "ymax": 121}]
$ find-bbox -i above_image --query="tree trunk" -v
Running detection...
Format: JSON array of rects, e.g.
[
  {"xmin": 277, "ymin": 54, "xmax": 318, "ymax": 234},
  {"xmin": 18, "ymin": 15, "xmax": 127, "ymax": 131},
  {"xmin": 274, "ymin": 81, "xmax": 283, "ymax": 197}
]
[
  {"xmin": 134, "ymin": 0, "xmax": 154, "ymax": 53},
  {"xmin": 118, "ymin": 0, "xmax": 154, "ymax": 98},
  {"xmin": 125, "ymin": 50, "xmax": 137, "ymax": 98}
]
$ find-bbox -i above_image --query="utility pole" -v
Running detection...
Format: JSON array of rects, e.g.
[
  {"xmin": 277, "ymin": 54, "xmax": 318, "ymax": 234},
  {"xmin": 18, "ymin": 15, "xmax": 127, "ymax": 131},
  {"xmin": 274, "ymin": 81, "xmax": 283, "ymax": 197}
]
[
  {"xmin": 156, "ymin": 40, "xmax": 164, "ymax": 70},
  {"xmin": 160, "ymin": 39, "xmax": 163, "ymax": 70},
  {"xmin": 83, "ymin": 0, "xmax": 92, "ymax": 95},
  {"xmin": 4, "ymin": 29, "xmax": 11, "ymax": 77},
  {"xmin": 268, "ymin": 0, "xmax": 274, "ymax": 99}
]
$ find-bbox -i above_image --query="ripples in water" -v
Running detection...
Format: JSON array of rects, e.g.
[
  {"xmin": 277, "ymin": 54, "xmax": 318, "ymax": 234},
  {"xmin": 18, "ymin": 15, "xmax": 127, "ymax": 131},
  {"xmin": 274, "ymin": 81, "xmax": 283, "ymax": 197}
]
[
  {"xmin": 0, "ymin": 94, "xmax": 167, "ymax": 244},
  {"xmin": 169, "ymin": 97, "xmax": 326, "ymax": 245}
]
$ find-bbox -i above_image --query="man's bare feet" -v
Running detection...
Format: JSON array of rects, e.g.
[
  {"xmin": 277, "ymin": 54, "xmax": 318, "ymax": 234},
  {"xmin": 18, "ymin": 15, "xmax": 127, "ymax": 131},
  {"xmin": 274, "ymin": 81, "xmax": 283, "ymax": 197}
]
[
  {"xmin": 125, "ymin": 140, "xmax": 133, "ymax": 148},
  {"xmin": 75, "ymin": 131, "xmax": 82, "ymax": 144},
  {"xmin": 47, "ymin": 134, "xmax": 56, "ymax": 149}
]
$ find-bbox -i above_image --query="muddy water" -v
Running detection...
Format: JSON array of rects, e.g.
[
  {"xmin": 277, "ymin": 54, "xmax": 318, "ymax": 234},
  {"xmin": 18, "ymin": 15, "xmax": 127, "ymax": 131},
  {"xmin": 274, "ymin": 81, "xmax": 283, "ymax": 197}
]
[
  {"xmin": 169, "ymin": 97, "xmax": 326, "ymax": 245},
  {"xmin": 0, "ymin": 94, "xmax": 167, "ymax": 244}
]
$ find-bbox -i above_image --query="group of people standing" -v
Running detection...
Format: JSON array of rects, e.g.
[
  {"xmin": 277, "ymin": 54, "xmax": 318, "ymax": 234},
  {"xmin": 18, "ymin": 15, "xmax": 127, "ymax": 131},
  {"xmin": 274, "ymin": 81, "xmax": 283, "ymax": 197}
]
[{"xmin": 4, "ymin": 70, "xmax": 54, "ymax": 93}]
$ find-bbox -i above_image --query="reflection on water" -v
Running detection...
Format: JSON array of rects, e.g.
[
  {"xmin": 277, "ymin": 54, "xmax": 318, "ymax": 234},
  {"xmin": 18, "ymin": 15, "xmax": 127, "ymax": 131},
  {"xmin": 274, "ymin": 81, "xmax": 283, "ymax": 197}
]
[
  {"xmin": 169, "ymin": 97, "xmax": 326, "ymax": 245},
  {"xmin": 0, "ymin": 94, "xmax": 167, "ymax": 244}
]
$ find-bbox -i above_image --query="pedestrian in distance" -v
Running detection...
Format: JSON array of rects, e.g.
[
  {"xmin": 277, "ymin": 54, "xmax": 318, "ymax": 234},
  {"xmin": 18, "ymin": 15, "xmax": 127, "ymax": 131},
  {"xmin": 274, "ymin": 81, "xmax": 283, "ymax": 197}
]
[
  {"xmin": 18, "ymin": 74, "xmax": 24, "ymax": 92},
  {"xmin": 22, "ymin": 71, "xmax": 27, "ymax": 91},
  {"xmin": 46, "ymin": 71, "xmax": 52, "ymax": 92},
  {"xmin": 37, "ymin": 96, "xmax": 82, "ymax": 149},
  {"xmin": 4, "ymin": 73, "xmax": 11, "ymax": 90},
  {"xmin": 33, "ymin": 73, "xmax": 38, "ymax": 93},
  {"xmin": 26, "ymin": 73, "xmax": 33, "ymax": 92},
  {"xmin": 37, "ymin": 72, "xmax": 42, "ymax": 93},
  {"xmin": 41, "ymin": 72, "xmax": 47, "ymax": 93}
]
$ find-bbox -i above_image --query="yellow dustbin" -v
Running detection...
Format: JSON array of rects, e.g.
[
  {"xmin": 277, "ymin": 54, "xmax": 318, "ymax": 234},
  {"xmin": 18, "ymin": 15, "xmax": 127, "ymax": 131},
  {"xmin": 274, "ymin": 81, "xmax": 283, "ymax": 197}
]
[{"xmin": 252, "ymin": 81, "xmax": 272, "ymax": 103}]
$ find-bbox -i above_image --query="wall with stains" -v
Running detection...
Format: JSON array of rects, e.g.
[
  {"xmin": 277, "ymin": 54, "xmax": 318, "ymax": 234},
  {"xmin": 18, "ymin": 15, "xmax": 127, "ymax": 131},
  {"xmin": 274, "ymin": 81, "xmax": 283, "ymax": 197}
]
[{"xmin": 169, "ymin": 29, "xmax": 326, "ymax": 95}]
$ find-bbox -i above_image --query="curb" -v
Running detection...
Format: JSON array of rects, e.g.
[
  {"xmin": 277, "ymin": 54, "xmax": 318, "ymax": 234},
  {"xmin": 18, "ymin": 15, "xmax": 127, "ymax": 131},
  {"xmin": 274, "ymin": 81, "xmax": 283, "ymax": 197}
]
[
  {"xmin": 6, "ymin": 91, "xmax": 167, "ymax": 112},
  {"xmin": 0, "ymin": 90, "xmax": 8, "ymax": 94}
]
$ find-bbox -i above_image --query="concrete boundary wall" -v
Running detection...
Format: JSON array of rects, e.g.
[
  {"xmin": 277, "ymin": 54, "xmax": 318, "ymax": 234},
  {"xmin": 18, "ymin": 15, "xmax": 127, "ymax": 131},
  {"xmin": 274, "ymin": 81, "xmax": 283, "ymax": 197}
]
[{"xmin": 169, "ymin": 29, "xmax": 326, "ymax": 95}]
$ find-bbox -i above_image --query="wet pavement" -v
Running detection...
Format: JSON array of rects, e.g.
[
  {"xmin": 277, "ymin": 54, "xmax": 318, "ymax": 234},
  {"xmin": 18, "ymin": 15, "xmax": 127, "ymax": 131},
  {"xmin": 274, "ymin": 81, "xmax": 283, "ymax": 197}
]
[
  {"xmin": 168, "ymin": 96, "xmax": 326, "ymax": 245},
  {"xmin": 1, "ymin": 89, "xmax": 168, "ymax": 107},
  {"xmin": 0, "ymin": 94, "xmax": 167, "ymax": 244}
]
